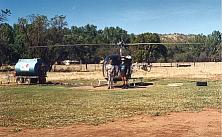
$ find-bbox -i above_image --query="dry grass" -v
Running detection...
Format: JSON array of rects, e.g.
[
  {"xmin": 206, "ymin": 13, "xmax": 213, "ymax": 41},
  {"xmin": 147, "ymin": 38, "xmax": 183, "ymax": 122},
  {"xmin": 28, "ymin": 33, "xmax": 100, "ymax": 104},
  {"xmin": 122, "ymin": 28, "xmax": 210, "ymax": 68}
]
[
  {"xmin": 46, "ymin": 62, "xmax": 222, "ymax": 81},
  {"xmin": 133, "ymin": 62, "xmax": 222, "ymax": 80},
  {"xmin": 0, "ymin": 62, "xmax": 221, "ymax": 83}
]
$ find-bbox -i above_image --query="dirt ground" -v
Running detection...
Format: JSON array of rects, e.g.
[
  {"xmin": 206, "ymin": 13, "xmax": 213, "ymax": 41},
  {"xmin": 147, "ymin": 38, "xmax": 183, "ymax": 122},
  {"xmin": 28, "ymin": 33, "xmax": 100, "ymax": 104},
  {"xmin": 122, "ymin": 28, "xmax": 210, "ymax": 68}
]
[{"xmin": 1, "ymin": 109, "xmax": 221, "ymax": 137}]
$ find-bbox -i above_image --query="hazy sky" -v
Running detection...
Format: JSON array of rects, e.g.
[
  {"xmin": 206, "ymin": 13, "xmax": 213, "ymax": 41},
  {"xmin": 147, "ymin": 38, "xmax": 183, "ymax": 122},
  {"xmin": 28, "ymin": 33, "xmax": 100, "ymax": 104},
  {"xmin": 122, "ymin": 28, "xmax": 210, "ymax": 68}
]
[{"xmin": 0, "ymin": 0, "xmax": 221, "ymax": 34}]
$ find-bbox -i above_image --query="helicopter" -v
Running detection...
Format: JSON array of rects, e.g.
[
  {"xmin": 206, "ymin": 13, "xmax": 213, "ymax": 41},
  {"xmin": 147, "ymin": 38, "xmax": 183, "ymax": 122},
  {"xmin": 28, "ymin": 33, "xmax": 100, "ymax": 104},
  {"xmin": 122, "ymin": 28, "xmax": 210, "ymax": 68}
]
[
  {"xmin": 101, "ymin": 41, "xmax": 204, "ymax": 82},
  {"xmin": 31, "ymin": 42, "xmax": 203, "ymax": 82}
]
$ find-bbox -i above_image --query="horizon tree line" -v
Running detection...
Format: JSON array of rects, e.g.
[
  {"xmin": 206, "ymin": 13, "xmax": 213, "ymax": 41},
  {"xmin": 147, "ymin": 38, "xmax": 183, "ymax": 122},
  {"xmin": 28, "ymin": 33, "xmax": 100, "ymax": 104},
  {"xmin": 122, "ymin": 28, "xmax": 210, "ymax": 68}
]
[{"xmin": 0, "ymin": 11, "xmax": 221, "ymax": 69}]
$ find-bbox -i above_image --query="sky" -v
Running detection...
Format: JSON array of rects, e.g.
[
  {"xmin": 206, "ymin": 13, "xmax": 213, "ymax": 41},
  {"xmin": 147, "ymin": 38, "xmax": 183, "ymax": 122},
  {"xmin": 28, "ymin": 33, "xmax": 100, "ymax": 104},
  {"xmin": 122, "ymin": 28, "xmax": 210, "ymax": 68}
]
[{"xmin": 0, "ymin": 0, "xmax": 221, "ymax": 34}]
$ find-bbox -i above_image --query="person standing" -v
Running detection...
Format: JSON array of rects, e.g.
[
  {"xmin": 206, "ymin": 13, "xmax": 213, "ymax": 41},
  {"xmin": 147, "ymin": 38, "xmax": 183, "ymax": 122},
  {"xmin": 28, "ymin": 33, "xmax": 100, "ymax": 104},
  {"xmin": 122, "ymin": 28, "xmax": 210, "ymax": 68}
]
[
  {"xmin": 120, "ymin": 58, "xmax": 128, "ymax": 89},
  {"xmin": 106, "ymin": 60, "xmax": 115, "ymax": 89}
]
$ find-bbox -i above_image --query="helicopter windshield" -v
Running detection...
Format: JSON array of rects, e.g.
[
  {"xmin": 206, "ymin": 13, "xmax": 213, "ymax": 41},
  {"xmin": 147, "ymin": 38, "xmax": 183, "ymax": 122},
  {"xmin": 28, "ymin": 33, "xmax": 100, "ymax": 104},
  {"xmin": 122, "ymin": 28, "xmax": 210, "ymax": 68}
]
[{"xmin": 104, "ymin": 54, "xmax": 121, "ymax": 65}]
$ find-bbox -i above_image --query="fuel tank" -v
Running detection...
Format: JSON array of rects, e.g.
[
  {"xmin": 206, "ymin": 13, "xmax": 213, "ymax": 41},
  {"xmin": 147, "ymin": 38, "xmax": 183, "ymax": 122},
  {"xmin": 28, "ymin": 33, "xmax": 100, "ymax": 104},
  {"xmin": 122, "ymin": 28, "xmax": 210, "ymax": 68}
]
[{"xmin": 15, "ymin": 58, "xmax": 48, "ymax": 76}]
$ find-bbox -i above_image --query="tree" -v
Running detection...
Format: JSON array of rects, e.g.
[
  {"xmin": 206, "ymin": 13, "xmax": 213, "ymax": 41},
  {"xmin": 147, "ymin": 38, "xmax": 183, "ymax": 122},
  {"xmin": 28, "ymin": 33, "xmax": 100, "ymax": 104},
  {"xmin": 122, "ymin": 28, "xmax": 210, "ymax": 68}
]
[
  {"xmin": 0, "ymin": 9, "xmax": 12, "ymax": 66},
  {"xmin": 0, "ymin": 23, "xmax": 14, "ymax": 65},
  {"xmin": 102, "ymin": 27, "xmax": 129, "ymax": 43},
  {"xmin": 206, "ymin": 31, "xmax": 221, "ymax": 61},
  {"xmin": 47, "ymin": 15, "xmax": 67, "ymax": 45},
  {"xmin": 132, "ymin": 33, "xmax": 167, "ymax": 62},
  {"xmin": 16, "ymin": 15, "xmax": 49, "ymax": 64},
  {"xmin": 17, "ymin": 15, "xmax": 48, "ymax": 47},
  {"xmin": 0, "ymin": 9, "xmax": 11, "ymax": 23}
]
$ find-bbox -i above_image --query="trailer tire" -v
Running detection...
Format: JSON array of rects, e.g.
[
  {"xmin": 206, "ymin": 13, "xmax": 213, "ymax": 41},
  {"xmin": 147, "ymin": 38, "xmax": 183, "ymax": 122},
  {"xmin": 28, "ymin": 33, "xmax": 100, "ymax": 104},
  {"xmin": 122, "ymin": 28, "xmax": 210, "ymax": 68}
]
[
  {"xmin": 24, "ymin": 78, "xmax": 31, "ymax": 85},
  {"xmin": 16, "ymin": 77, "xmax": 23, "ymax": 84}
]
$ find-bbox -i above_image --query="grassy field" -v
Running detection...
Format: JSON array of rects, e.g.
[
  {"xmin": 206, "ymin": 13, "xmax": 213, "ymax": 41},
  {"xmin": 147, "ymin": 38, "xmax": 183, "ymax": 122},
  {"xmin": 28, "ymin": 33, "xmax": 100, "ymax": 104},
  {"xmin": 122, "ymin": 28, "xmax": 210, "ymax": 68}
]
[{"xmin": 0, "ymin": 78, "xmax": 221, "ymax": 129}]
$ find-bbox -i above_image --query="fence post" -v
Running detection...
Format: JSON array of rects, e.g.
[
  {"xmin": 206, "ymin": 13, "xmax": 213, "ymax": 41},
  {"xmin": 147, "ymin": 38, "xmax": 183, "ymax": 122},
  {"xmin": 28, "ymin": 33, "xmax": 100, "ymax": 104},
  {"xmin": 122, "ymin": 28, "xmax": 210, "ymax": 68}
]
[
  {"xmin": 80, "ymin": 60, "xmax": 82, "ymax": 71},
  {"xmin": 85, "ymin": 64, "xmax": 88, "ymax": 71}
]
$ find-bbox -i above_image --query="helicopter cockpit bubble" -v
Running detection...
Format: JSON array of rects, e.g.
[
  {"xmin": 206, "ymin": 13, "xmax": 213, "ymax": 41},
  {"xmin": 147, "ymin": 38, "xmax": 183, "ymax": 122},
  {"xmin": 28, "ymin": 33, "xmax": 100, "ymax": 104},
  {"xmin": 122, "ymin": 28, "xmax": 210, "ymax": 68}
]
[{"xmin": 102, "ymin": 54, "xmax": 133, "ymax": 81}]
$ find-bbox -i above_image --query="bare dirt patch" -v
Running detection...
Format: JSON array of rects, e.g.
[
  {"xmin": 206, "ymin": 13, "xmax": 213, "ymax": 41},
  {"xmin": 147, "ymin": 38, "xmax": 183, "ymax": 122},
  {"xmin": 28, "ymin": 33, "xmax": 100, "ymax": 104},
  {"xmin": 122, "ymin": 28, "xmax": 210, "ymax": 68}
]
[{"xmin": 1, "ymin": 109, "xmax": 221, "ymax": 137}]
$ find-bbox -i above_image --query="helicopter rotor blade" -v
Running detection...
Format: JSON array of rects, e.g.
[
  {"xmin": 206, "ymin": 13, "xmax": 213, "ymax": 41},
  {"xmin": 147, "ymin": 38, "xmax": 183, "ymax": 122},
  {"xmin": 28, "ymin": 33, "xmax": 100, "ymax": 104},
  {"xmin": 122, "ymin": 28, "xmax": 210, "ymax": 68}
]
[
  {"xmin": 30, "ymin": 43, "xmax": 117, "ymax": 48},
  {"xmin": 30, "ymin": 42, "xmax": 204, "ymax": 48},
  {"xmin": 125, "ymin": 43, "xmax": 204, "ymax": 46}
]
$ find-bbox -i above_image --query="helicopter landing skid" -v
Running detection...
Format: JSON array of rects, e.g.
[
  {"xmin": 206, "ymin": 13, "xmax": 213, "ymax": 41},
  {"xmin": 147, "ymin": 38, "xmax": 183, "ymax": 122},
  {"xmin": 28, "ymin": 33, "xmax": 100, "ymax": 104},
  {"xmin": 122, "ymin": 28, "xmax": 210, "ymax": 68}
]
[
  {"xmin": 91, "ymin": 79, "xmax": 108, "ymax": 88},
  {"xmin": 91, "ymin": 77, "xmax": 145, "ymax": 88},
  {"xmin": 128, "ymin": 77, "xmax": 144, "ymax": 87}
]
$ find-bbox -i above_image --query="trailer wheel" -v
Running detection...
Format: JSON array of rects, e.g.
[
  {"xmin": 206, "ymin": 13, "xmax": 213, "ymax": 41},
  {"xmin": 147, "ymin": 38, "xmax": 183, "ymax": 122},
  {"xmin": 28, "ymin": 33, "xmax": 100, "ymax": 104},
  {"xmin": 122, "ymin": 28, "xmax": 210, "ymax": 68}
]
[
  {"xmin": 24, "ymin": 78, "xmax": 31, "ymax": 85},
  {"xmin": 16, "ymin": 78, "xmax": 23, "ymax": 84}
]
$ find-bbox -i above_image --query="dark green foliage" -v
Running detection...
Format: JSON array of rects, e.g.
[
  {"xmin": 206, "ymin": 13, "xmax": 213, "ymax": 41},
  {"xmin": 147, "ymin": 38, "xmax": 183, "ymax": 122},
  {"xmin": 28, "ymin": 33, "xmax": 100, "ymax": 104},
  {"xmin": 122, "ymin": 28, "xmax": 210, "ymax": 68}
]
[
  {"xmin": 164, "ymin": 31, "xmax": 221, "ymax": 62},
  {"xmin": 130, "ymin": 33, "xmax": 167, "ymax": 63},
  {"xmin": 0, "ymin": 23, "xmax": 15, "ymax": 65}
]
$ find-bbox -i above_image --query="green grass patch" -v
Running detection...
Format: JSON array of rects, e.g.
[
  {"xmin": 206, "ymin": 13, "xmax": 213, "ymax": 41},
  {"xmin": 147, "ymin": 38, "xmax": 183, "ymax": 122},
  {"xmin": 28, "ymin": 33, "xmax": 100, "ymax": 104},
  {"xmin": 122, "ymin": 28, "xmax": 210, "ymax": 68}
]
[{"xmin": 0, "ymin": 78, "xmax": 221, "ymax": 128}]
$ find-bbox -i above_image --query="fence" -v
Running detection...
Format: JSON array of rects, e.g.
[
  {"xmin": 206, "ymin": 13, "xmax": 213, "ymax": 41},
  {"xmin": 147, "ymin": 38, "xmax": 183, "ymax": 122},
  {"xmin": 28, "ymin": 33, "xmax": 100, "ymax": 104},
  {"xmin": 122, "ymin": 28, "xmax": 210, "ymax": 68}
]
[{"xmin": 52, "ymin": 64, "xmax": 103, "ymax": 72}]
